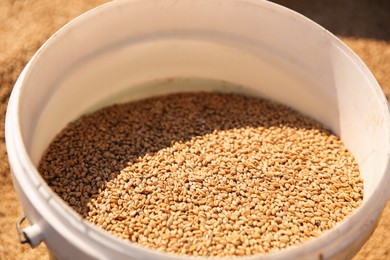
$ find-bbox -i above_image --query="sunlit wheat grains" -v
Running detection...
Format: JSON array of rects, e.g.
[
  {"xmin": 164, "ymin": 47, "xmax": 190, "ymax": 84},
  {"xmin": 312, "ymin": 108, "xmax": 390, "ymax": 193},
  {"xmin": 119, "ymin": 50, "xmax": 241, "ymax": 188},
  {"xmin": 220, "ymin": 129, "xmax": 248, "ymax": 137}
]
[{"xmin": 39, "ymin": 92, "xmax": 363, "ymax": 257}]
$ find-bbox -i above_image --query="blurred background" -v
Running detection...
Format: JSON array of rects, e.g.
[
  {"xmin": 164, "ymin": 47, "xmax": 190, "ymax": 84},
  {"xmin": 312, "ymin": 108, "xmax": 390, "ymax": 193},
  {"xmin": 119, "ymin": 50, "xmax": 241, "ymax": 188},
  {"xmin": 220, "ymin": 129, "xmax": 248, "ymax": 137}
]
[{"xmin": 0, "ymin": 0, "xmax": 389, "ymax": 259}]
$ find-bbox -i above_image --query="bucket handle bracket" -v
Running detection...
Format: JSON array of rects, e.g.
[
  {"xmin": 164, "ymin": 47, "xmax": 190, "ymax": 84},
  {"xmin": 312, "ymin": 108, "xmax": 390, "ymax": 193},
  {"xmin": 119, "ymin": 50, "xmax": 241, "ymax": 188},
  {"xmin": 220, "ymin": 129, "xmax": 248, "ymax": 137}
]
[{"xmin": 16, "ymin": 215, "xmax": 44, "ymax": 248}]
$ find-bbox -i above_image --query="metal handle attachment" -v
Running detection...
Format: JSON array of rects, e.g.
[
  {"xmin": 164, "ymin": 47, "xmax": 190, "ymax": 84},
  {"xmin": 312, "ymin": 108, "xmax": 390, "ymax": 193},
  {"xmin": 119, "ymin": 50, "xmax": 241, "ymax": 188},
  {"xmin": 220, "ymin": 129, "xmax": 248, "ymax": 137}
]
[{"xmin": 16, "ymin": 215, "xmax": 29, "ymax": 244}]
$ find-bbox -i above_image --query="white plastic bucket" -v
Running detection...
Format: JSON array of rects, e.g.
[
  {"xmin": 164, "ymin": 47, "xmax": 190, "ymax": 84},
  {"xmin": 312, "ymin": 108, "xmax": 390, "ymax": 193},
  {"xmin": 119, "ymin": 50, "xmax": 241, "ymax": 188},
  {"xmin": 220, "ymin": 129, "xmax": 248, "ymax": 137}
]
[{"xmin": 5, "ymin": 0, "xmax": 390, "ymax": 259}]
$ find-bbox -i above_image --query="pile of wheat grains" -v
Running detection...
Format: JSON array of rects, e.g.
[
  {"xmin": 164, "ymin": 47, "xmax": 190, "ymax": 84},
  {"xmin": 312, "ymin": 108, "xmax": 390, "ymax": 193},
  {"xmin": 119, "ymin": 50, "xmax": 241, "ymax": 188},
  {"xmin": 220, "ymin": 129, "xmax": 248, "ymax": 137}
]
[{"xmin": 38, "ymin": 92, "xmax": 363, "ymax": 257}]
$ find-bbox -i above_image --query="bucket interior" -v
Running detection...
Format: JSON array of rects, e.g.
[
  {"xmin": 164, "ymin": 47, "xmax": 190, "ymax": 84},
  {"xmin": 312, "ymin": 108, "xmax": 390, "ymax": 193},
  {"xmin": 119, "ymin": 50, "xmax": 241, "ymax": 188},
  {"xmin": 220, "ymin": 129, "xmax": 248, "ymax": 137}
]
[
  {"xmin": 9, "ymin": 1, "xmax": 390, "ymax": 259},
  {"xmin": 16, "ymin": 0, "xmax": 388, "ymax": 227}
]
